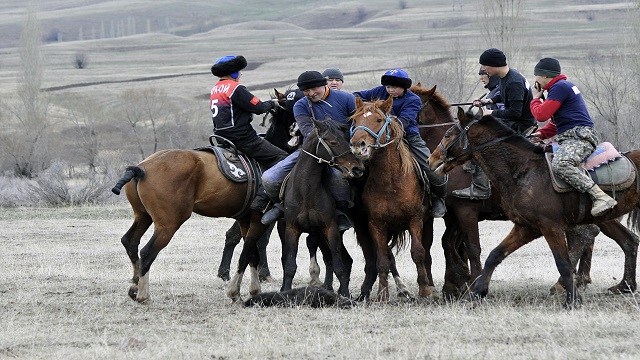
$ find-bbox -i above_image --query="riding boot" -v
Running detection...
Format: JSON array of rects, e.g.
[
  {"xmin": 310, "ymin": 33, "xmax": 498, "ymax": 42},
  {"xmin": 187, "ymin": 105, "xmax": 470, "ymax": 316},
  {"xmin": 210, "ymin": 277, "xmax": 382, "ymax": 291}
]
[
  {"xmin": 587, "ymin": 185, "xmax": 617, "ymax": 217},
  {"xmin": 250, "ymin": 188, "xmax": 271, "ymax": 212},
  {"xmin": 335, "ymin": 200, "xmax": 354, "ymax": 232},
  {"xmin": 261, "ymin": 202, "xmax": 284, "ymax": 225},
  {"xmin": 452, "ymin": 164, "xmax": 491, "ymax": 200},
  {"xmin": 423, "ymin": 168, "xmax": 447, "ymax": 218}
]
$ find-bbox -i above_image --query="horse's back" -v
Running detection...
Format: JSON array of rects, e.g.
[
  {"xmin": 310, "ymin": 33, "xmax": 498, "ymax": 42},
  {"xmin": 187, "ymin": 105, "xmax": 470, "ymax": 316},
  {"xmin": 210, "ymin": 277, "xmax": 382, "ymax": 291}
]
[{"xmin": 130, "ymin": 149, "xmax": 246, "ymax": 219}]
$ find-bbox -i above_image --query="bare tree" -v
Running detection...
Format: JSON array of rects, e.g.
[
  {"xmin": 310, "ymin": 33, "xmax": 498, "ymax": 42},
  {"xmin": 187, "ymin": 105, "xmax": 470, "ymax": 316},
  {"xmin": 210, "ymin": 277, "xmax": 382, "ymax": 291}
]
[
  {"xmin": 59, "ymin": 95, "xmax": 103, "ymax": 171},
  {"xmin": 477, "ymin": 0, "xmax": 528, "ymax": 67},
  {"xmin": 574, "ymin": 51, "xmax": 630, "ymax": 148},
  {"xmin": 117, "ymin": 88, "xmax": 172, "ymax": 159},
  {"xmin": 0, "ymin": 0, "xmax": 50, "ymax": 177}
]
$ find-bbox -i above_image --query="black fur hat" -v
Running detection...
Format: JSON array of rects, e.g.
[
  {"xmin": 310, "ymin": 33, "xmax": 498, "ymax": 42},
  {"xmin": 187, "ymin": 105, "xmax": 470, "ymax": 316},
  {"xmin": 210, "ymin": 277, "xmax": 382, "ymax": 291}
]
[{"xmin": 211, "ymin": 55, "xmax": 247, "ymax": 78}]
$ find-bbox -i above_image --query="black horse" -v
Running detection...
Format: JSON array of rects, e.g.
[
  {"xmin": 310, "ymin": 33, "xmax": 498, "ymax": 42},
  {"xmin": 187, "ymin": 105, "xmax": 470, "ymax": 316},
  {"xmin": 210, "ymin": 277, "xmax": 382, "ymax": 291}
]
[
  {"xmin": 280, "ymin": 119, "xmax": 364, "ymax": 297},
  {"xmin": 216, "ymin": 88, "xmax": 301, "ymax": 281}
]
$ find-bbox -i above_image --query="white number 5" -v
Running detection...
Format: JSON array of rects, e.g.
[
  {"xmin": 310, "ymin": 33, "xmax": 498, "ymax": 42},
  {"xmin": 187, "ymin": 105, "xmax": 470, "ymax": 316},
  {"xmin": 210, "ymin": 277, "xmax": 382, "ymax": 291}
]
[{"xmin": 210, "ymin": 99, "xmax": 219, "ymax": 118}]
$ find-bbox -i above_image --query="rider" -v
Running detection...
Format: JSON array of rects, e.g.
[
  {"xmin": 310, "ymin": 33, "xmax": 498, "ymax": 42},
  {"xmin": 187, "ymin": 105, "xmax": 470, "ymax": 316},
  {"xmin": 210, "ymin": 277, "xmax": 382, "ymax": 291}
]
[
  {"xmin": 451, "ymin": 66, "xmax": 505, "ymax": 201},
  {"xmin": 528, "ymin": 57, "xmax": 617, "ymax": 217},
  {"xmin": 322, "ymin": 68, "xmax": 345, "ymax": 91},
  {"xmin": 209, "ymin": 55, "xmax": 288, "ymax": 213},
  {"xmin": 455, "ymin": 48, "xmax": 536, "ymax": 200},
  {"xmin": 353, "ymin": 68, "xmax": 447, "ymax": 218},
  {"xmin": 261, "ymin": 70, "xmax": 357, "ymax": 228}
]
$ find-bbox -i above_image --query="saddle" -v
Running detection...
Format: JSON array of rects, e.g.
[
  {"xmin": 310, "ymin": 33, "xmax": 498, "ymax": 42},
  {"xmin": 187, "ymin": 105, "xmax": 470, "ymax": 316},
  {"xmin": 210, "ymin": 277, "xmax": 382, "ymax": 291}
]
[
  {"xmin": 545, "ymin": 142, "xmax": 637, "ymax": 193},
  {"xmin": 194, "ymin": 135, "xmax": 263, "ymax": 216}
]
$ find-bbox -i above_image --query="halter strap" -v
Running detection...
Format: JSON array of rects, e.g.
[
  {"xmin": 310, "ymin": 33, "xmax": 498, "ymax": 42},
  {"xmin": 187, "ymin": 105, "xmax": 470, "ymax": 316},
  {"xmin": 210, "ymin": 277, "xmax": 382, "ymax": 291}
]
[
  {"xmin": 301, "ymin": 127, "xmax": 351, "ymax": 166},
  {"xmin": 350, "ymin": 107, "xmax": 397, "ymax": 148}
]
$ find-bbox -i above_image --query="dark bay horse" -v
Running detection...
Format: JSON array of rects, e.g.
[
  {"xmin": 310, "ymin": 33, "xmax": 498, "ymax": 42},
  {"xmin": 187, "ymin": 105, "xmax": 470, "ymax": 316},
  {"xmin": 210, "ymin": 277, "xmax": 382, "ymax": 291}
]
[
  {"xmin": 429, "ymin": 107, "xmax": 640, "ymax": 308},
  {"xmin": 412, "ymin": 83, "xmax": 600, "ymax": 297},
  {"xmin": 281, "ymin": 119, "xmax": 364, "ymax": 297},
  {"xmin": 349, "ymin": 96, "xmax": 433, "ymax": 301}
]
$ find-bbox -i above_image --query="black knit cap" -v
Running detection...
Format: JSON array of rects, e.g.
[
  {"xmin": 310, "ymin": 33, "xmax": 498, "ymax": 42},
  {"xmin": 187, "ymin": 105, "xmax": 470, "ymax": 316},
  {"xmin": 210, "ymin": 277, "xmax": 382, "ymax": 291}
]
[
  {"xmin": 479, "ymin": 48, "xmax": 507, "ymax": 67},
  {"xmin": 297, "ymin": 71, "xmax": 327, "ymax": 91},
  {"xmin": 211, "ymin": 55, "xmax": 247, "ymax": 78},
  {"xmin": 534, "ymin": 57, "xmax": 561, "ymax": 78}
]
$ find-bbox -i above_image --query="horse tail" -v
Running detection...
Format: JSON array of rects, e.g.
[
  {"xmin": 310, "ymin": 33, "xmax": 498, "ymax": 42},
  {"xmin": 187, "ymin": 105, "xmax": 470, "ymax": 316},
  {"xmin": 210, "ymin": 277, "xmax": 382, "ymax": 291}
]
[
  {"xmin": 626, "ymin": 207, "xmax": 640, "ymax": 234},
  {"xmin": 111, "ymin": 166, "xmax": 145, "ymax": 195}
]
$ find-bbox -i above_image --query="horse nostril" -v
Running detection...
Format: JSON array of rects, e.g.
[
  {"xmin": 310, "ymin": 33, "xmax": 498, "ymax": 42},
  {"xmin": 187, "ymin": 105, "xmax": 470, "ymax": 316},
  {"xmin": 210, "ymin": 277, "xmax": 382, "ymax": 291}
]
[{"xmin": 353, "ymin": 167, "xmax": 364, "ymax": 178}]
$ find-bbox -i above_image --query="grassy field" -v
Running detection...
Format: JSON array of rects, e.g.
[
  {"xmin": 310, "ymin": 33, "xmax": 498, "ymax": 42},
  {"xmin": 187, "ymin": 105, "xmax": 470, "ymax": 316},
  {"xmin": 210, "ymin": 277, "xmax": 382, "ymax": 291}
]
[{"xmin": 0, "ymin": 205, "xmax": 639, "ymax": 359}]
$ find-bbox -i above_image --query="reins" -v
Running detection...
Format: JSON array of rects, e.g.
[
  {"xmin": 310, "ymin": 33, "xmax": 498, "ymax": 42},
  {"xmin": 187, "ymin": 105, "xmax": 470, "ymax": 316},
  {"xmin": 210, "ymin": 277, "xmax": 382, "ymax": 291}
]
[
  {"xmin": 439, "ymin": 119, "xmax": 517, "ymax": 164},
  {"xmin": 301, "ymin": 125, "xmax": 352, "ymax": 166}
]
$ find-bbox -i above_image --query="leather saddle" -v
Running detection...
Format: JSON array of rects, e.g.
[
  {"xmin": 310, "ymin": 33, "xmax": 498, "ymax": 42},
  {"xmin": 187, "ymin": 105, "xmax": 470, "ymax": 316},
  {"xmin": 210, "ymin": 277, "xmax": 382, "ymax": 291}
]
[
  {"xmin": 545, "ymin": 142, "xmax": 636, "ymax": 193},
  {"xmin": 194, "ymin": 135, "xmax": 263, "ymax": 184}
]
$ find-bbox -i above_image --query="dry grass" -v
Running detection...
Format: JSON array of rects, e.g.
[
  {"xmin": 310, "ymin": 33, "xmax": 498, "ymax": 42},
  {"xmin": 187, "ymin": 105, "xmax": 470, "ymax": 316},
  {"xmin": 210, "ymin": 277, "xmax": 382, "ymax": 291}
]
[{"xmin": 0, "ymin": 205, "xmax": 639, "ymax": 359}]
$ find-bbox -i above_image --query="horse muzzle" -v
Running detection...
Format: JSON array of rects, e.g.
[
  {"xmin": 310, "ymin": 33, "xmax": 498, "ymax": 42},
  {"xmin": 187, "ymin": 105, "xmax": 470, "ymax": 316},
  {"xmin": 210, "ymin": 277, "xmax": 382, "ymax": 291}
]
[{"xmin": 350, "ymin": 141, "xmax": 372, "ymax": 160}]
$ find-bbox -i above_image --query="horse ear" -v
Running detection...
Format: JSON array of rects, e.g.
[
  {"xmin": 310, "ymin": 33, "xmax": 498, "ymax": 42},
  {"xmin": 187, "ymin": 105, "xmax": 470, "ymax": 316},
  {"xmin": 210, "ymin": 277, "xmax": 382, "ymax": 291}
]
[
  {"xmin": 426, "ymin": 85, "xmax": 437, "ymax": 96},
  {"xmin": 457, "ymin": 107, "xmax": 467, "ymax": 124},
  {"xmin": 355, "ymin": 95, "xmax": 363, "ymax": 108},
  {"xmin": 381, "ymin": 96, "xmax": 394, "ymax": 114},
  {"xmin": 274, "ymin": 88, "xmax": 284, "ymax": 99}
]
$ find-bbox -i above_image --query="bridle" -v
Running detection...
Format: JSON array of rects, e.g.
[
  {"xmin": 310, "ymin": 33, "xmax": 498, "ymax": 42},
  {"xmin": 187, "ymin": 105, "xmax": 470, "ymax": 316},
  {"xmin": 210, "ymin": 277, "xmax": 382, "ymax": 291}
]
[
  {"xmin": 349, "ymin": 106, "xmax": 398, "ymax": 149},
  {"xmin": 301, "ymin": 126, "xmax": 352, "ymax": 166},
  {"xmin": 437, "ymin": 119, "xmax": 516, "ymax": 165}
]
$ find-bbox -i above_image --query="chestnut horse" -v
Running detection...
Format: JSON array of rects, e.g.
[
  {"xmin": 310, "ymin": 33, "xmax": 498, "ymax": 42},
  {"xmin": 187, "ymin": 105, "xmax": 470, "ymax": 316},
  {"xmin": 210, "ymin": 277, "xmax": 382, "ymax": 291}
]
[
  {"xmin": 412, "ymin": 84, "xmax": 600, "ymax": 297},
  {"xmin": 429, "ymin": 107, "xmax": 640, "ymax": 308},
  {"xmin": 280, "ymin": 119, "xmax": 364, "ymax": 298},
  {"xmin": 349, "ymin": 96, "xmax": 432, "ymax": 301}
]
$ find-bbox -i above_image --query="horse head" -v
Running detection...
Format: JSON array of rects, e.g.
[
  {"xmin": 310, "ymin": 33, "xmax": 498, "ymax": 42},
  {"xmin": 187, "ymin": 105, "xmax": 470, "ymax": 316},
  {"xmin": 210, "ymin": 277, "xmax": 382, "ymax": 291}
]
[
  {"xmin": 305, "ymin": 118, "xmax": 364, "ymax": 179},
  {"xmin": 349, "ymin": 96, "xmax": 404, "ymax": 161},
  {"xmin": 429, "ymin": 106, "xmax": 484, "ymax": 175}
]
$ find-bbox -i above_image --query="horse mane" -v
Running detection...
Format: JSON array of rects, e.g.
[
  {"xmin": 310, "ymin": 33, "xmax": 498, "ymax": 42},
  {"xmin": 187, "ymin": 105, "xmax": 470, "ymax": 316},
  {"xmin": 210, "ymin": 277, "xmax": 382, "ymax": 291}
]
[{"xmin": 478, "ymin": 115, "xmax": 545, "ymax": 155}]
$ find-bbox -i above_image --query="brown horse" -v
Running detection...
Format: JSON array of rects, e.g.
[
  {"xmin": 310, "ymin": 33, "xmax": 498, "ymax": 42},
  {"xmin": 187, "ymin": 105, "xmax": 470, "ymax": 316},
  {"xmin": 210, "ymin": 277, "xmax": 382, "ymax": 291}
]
[
  {"xmin": 349, "ymin": 96, "xmax": 432, "ymax": 301},
  {"xmin": 112, "ymin": 148, "xmax": 274, "ymax": 303},
  {"xmin": 429, "ymin": 107, "xmax": 640, "ymax": 308},
  {"xmin": 412, "ymin": 83, "xmax": 600, "ymax": 296}
]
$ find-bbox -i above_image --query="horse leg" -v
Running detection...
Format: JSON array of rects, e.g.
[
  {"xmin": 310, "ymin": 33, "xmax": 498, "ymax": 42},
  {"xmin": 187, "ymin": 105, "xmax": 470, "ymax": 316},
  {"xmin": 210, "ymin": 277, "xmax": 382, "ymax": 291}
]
[
  {"xmin": 540, "ymin": 226, "xmax": 582, "ymax": 309},
  {"xmin": 121, "ymin": 212, "xmax": 152, "ymax": 287},
  {"xmin": 598, "ymin": 220, "xmax": 639, "ymax": 293},
  {"xmin": 550, "ymin": 224, "xmax": 598, "ymax": 294},
  {"xmin": 281, "ymin": 225, "xmax": 302, "ymax": 292},
  {"xmin": 388, "ymin": 249, "xmax": 410, "ymax": 298},
  {"xmin": 369, "ymin": 225, "xmax": 390, "ymax": 302},
  {"xmin": 472, "ymin": 224, "xmax": 540, "ymax": 303},
  {"xmin": 257, "ymin": 223, "xmax": 274, "ymax": 281},
  {"xmin": 217, "ymin": 221, "xmax": 241, "ymax": 281},
  {"xmin": 356, "ymin": 230, "xmax": 378, "ymax": 302},
  {"xmin": 135, "ymin": 224, "xmax": 181, "ymax": 303},
  {"xmin": 441, "ymin": 216, "xmax": 470, "ymax": 299},
  {"xmin": 227, "ymin": 216, "xmax": 268, "ymax": 303},
  {"xmin": 306, "ymin": 232, "xmax": 328, "ymax": 288},
  {"xmin": 409, "ymin": 218, "xmax": 431, "ymax": 299},
  {"xmin": 324, "ymin": 226, "xmax": 351, "ymax": 298}
]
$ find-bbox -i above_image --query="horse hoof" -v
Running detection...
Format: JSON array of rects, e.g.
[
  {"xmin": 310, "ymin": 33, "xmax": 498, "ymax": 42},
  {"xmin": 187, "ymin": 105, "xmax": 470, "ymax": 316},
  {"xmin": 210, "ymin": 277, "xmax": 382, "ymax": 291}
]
[
  {"xmin": 128, "ymin": 285, "xmax": 138, "ymax": 300},
  {"xmin": 217, "ymin": 272, "xmax": 231, "ymax": 282},
  {"xmin": 549, "ymin": 282, "xmax": 564, "ymax": 295},
  {"xmin": 309, "ymin": 279, "xmax": 324, "ymax": 288},
  {"xmin": 398, "ymin": 290, "xmax": 413, "ymax": 299},
  {"xmin": 607, "ymin": 282, "xmax": 635, "ymax": 294}
]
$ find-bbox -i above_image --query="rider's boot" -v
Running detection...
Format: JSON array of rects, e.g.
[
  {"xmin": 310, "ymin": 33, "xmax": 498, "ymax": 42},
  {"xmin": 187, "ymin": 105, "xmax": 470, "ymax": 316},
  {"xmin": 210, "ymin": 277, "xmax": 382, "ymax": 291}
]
[
  {"xmin": 335, "ymin": 201, "xmax": 353, "ymax": 232},
  {"xmin": 423, "ymin": 168, "xmax": 447, "ymax": 218},
  {"xmin": 261, "ymin": 202, "xmax": 284, "ymax": 225},
  {"xmin": 452, "ymin": 163, "xmax": 491, "ymax": 200},
  {"xmin": 587, "ymin": 185, "xmax": 617, "ymax": 217}
]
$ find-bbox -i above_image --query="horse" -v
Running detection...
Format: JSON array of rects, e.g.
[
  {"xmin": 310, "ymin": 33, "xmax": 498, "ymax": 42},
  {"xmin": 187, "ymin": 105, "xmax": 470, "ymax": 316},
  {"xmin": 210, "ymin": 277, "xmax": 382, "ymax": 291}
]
[
  {"xmin": 216, "ymin": 88, "xmax": 299, "ymax": 282},
  {"xmin": 280, "ymin": 118, "xmax": 365, "ymax": 298},
  {"xmin": 412, "ymin": 83, "xmax": 600, "ymax": 297},
  {"xmin": 429, "ymin": 106, "xmax": 640, "ymax": 308},
  {"xmin": 112, "ymin": 89, "xmax": 299, "ymax": 304},
  {"xmin": 349, "ymin": 96, "xmax": 433, "ymax": 301}
]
